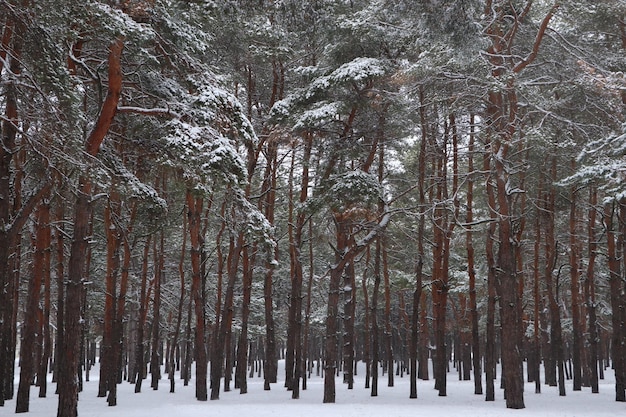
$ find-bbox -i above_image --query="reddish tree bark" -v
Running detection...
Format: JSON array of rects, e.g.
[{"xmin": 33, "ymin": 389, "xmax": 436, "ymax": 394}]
[
  {"xmin": 569, "ymin": 159, "xmax": 583, "ymax": 391},
  {"xmin": 169, "ymin": 202, "xmax": 187, "ymax": 393},
  {"xmin": 409, "ymin": 109, "xmax": 427, "ymax": 397},
  {"xmin": 543, "ymin": 155, "xmax": 566, "ymax": 397},
  {"xmin": 605, "ymin": 201, "xmax": 626, "ymax": 401},
  {"xmin": 532, "ymin": 182, "xmax": 543, "ymax": 394},
  {"xmin": 584, "ymin": 186, "xmax": 599, "ymax": 393},
  {"xmin": 150, "ymin": 228, "xmax": 164, "ymax": 391},
  {"xmin": 187, "ymin": 190, "xmax": 208, "ymax": 400},
  {"xmin": 38, "ymin": 197, "xmax": 53, "ymax": 399},
  {"xmin": 0, "ymin": 24, "xmax": 51, "ymax": 406},
  {"xmin": 466, "ymin": 114, "xmax": 482, "ymax": 395},
  {"xmin": 302, "ymin": 220, "xmax": 316, "ymax": 391},
  {"xmin": 370, "ymin": 235, "xmax": 382, "ymax": 398},
  {"xmin": 16, "ymin": 197, "xmax": 50, "ymax": 412},
  {"xmin": 483, "ymin": 135, "xmax": 498, "ymax": 402},
  {"xmin": 133, "ymin": 235, "xmax": 152, "ymax": 392},
  {"xmin": 482, "ymin": 2, "xmax": 559, "ymax": 408},
  {"xmin": 99, "ymin": 192, "xmax": 122, "ymax": 400},
  {"xmin": 362, "ymin": 247, "xmax": 372, "ymax": 390},
  {"xmin": 58, "ymin": 37, "xmax": 123, "ymax": 417},
  {"xmin": 211, "ymin": 232, "xmax": 242, "ymax": 400}
]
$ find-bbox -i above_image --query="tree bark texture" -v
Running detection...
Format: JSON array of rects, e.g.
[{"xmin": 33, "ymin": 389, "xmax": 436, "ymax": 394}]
[
  {"xmin": 58, "ymin": 37, "xmax": 123, "ymax": 417},
  {"xmin": 187, "ymin": 191, "xmax": 208, "ymax": 400},
  {"xmin": 605, "ymin": 201, "xmax": 626, "ymax": 402}
]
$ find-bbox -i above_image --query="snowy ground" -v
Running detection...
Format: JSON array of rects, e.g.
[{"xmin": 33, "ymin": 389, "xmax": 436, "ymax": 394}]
[{"xmin": 8, "ymin": 361, "xmax": 625, "ymax": 417}]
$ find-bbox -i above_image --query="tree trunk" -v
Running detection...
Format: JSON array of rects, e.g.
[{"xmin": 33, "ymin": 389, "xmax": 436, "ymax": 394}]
[
  {"xmin": 618, "ymin": 199, "xmax": 626, "ymax": 399},
  {"xmin": 584, "ymin": 186, "xmax": 599, "ymax": 393},
  {"xmin": 370, "ymin": 237, "xmax": 382, "ymax": 398},
  {"xmin": 0, "ymin": 24, "xmax": 40, "ymax": 406},
  {"xmin": 16, "ymin": 199, "xmax": 49, "ymax": 412},
  {"xmin": 58, "ymin": 177, "xmax": 92, "ymax": 417},
  {"xmin": 569, "ymin": 160, "xmax": 583, "ymax": 391},
  {"xmin": 133, "ymin": 235, "xmax": 152, "ymax": 392},
  {"xmin": 415, "ymin": 91, "xmax": 429, "ymax": 386},
  {"xmin": 605, "ymin": 201, "xmax": 626, "ymax": 401},
  {"xmin": 169, "ymin": 203, "xmax": 187, "ymax": 393},
  {"xmin": 533, "ymin": 188, "xmax": 542, "ymax": 394},
  {"xmin": 484, "ymin": 142, "xmax": 497, "ymax": 402},
  {"xmin": 482, "ymin": 2, "xmax": 558, "ymax": 409},
  {"xmin": 235, "ymin": 244, "xmax": 253, "ymax": 394},
  {"xmin": 343, "ymin": 254, "xmax": 356, "ymax": 390},
  {"xmin": 362, "ymin": 247, "xmax": 372, "ymax": 390},
  {"xmin": 302, "ymin": 220, "xmax": 316, "ymax": 391},
  {"xmin": 323, "ymin": 216, "xmax": 351, "ymax": 403},
  {"xmin": 58, "ymin": 37, "xmax": 123, "ymax": 417},
  {"xmin": 187, "ymin": 191, "xmax": 208, "ymax": 400},
  {"xmin": 543, "ymin": 155, "xmax": 566, "ymax": 397},
  {"xmin": 382, "ymin": 235, "xmax": 393, "ymax": 388},
  {"xmin": 111, "ymin": 201, "xmax": 135, "ymax": 391},
  {"xmin": 100, "ymin": 192, "xmax": 122, "ymax": 400},
  {"xmin": 38, "ymin": 198, "xmax": 52, "ymax": 398},
  {"xmin": 150, "ymin": 229, "xmax": 164, "ymax": 391},
  {"xmin": 211, "ymin": 233, "xmax": 242, "ymax": 400},
  {"xmin": 52, "ymin": 202, "xmax": 66, "ymax": 389},
  {"xmin": 466, "ymin": 115, "xmax": 482, "ymax": 395}
]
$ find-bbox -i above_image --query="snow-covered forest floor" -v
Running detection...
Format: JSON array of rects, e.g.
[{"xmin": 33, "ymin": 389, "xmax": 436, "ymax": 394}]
[{"xmin": 8, "ymin": 360, "xmax": 624, "ymax": 417}]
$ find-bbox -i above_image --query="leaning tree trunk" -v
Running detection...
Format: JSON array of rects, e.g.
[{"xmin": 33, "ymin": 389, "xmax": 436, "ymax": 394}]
[{"xmin": 57, "ymin": 37, "xmax": 124, "ymax": 417}]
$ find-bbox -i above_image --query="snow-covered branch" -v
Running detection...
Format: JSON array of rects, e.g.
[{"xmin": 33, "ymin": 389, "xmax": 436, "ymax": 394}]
[{"xmin": 117, "ymin": 106, "xmax": 182, "ymax": 119}]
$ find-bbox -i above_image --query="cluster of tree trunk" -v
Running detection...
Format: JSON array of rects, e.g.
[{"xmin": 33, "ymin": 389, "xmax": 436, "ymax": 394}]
[{"xmin": 2, "ymin": 1, "xmax": 626, "ymax": 416}]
